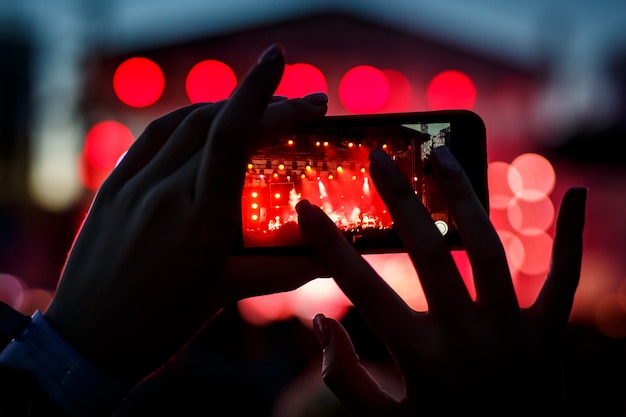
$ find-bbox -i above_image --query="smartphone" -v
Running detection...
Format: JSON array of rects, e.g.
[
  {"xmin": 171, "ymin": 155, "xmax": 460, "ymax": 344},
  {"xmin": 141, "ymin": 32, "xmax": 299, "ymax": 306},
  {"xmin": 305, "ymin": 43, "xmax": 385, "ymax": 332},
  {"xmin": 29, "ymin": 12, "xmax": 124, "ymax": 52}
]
[{"xmin": 234, "ymin": 110, "xmax": 488, "ymax": 255}]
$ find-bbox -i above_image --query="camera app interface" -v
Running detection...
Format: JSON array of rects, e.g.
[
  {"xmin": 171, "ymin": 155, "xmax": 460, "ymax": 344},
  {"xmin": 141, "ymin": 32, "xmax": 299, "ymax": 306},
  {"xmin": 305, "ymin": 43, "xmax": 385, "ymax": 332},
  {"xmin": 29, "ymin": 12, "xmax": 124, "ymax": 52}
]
[{"xmin": 241, "ymin": 121, "xmax": 451, "ymax": 250}]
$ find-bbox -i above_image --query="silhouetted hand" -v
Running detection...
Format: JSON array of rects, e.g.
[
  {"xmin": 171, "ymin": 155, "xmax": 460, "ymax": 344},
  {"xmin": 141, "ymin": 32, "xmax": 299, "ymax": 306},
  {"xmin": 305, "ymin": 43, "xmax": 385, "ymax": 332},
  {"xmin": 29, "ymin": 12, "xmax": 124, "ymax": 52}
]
[
  {"xmin": 297, "ymin": 146, "xmax": 586, "ymax": 416},
  {"xmin": 43, "ymin": 43, "xmax": 328, "ymax": 387}
]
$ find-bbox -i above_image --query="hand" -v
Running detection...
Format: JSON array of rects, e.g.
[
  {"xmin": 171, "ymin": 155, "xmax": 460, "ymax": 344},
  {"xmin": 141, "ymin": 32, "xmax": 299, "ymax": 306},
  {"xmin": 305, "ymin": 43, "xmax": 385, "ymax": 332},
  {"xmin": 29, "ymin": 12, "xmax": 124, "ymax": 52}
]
[
  {"xmin": 43, "ymin": 43, "xmax": 328, "ymax": 386},
  {"xmin": 297, "ymin": 146, "xmax": 587, "ymax": 416}
]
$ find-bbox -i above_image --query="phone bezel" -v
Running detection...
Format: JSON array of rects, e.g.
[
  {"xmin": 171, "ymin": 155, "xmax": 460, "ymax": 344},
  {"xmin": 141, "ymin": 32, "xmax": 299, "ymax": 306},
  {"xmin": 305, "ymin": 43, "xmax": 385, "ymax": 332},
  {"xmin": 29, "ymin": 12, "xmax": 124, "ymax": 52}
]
[{"xmin": 233, "ymin": 109, "xmax": 488, "ymax": 256}]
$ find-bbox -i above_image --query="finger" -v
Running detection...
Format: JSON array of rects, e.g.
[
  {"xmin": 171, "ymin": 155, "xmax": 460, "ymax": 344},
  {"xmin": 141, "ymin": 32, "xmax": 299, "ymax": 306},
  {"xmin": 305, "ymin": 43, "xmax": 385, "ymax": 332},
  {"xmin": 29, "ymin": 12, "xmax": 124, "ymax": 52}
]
[
  {"xmin": 258, "ymin": 93, "xmax": 328, "ymax": 144},
  {"xmin": 269, "ymin": 95, "xmax": 289, "ymax": 103},
  {"xmin": 120, "ymin": 103, "xmax": 227, "ymax": 195},
  {"xmin": 296, "ymin": 200, "xmax": 416, "ymax": 344},
  {"xmin": 430, "ymin": 145, "xmax": 519, "ymax": 321},
  {"xmin": 313, "ymin": 314, "xmax": 401, "ymax": 417},
  {"xmin": 196, "ymin": 43, "xmax": 286, "ymax": 205},
  {"xmin": 124, "ymin": 92, "xmax": 289, "ymax": 189},
  {"xmin": 102, "ymin": 103, "xmax": 209, "ymax": 193},
  {"xmin": 132, "ymin": 93, "xmax": 326, "ymax": 200},
  {"xmin": 196, "ymin": 73, "xmax": 327, "ymax": 254},
  {"xmin": 203, "ymin": 97, "xmax": 328, "ymax": 208},
  {"xmin": 112, "ymin": 84, "xmax": 294, "ymax": 196},
  {"xmin": 223, "ymin": 255, "xmax": 333, "ymax": 302},
  {"xmin": 368, "ymin": 149, "xmax": 473, "ymax": 318},
  {"xmin": 531, "ymin": 187, "xmax": 587, "ymax": 328},
  {"xmin": 119, "ymin": 93, "xmax": 290, "ymax": 191}
]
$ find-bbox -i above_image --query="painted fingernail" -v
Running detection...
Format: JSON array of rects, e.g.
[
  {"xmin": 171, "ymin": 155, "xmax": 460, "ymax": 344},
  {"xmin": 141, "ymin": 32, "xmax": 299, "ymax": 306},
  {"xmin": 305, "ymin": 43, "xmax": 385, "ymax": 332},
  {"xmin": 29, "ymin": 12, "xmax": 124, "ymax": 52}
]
[
  {"xmin": 259, "ymin": 43, "xmax": 285, "ymax": 64},
  {"xmin": 432, "ymin": 145, "xmax": 461, "ymax": 175},
  {"xmin": 303, "ymin": 92, "xmax": 329, "ymax": 106},
  {"xmin": 313, "ymin": 313, "xmax": 329, "ymax": 348}
]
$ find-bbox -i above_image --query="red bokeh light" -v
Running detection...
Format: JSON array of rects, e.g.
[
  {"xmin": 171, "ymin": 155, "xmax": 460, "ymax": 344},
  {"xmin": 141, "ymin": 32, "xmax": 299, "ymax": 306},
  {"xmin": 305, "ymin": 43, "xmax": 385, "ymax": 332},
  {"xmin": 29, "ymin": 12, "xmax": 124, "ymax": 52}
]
[
  {"xmin": 507, "ymin": 195, "xmax": 555, "ymax": 233},
  {"xmin": 339, "ymin": 65, "xmax": 390, "ymax": 114},
  {"xmin": 509, "ymin": 153, "xmax": 555, "ymax": 200},
  {"xmin": 426, "ymin": 70, "xmax": 476, "ymax": 110},
  {"xmin": 238, "ymin": 292, "xmax": 293, "ymax": 326},
  {"xmin": 113, "ymin": 57, "xmax": 165, "ymax": 107},
  {"xmin": 186, "ymin": 60, "xmax": 237, "ymax": 103},
  {"xmin": 595, "ymin": 294, "xmax": 626, "ymax": 338},
  {"xmin": 293, "ymin": 63, "xmax": 328, "ymax": 94},
  {"xmin": 380, "ymin": 69, "xmax": 412, "ymax": 113},
  {"xmin": 0, "ymin": 273, "xmax": 24, "ymax": 310},
  {"xmin": 490, "ymin": 206, "xmax": 515, "ymax": 233},
  {"xmin": 275, "ymin": 63, "xmax": 328, "ymax": 98},
  {"xmin": 451, "ymin": 250, "xmax": 476, "ymax": 300},
  {"xmin": 515, "ymin": 231, "xmax": 553, "ymax": 276},
  {"xmin": 80, "ymin": 121, "xmax": 134, "ymax": 190},
  {"xmin": 488, "ymin": 161, "xmax": 516, "ymax": 209}
]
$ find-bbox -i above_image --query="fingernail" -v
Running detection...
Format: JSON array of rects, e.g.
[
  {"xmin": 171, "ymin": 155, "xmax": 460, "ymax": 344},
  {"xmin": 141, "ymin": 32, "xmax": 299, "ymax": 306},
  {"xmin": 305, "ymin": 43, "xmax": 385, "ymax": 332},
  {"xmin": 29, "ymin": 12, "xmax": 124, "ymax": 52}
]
[
  {"xmin": 432, "ymin": 145, "xmax": 461, "ymax": 175},
  {"xmin": 313, "ymin": 314, "xmax": 329, "ymax": 348},
  {"xmin": 303, "ymin": 92, "xmax": 329, "ymax": 106},
  {"xmin": 259, "ymin": 43, "xmax": 285, "ymax": 64}
]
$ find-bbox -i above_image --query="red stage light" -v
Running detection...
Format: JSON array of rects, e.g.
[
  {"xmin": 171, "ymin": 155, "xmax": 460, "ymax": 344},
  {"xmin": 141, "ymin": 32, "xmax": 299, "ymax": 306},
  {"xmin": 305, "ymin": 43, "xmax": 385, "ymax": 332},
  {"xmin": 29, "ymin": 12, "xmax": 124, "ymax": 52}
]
[
  {"xmin": 508, "ymin": 196, "xmax": 555, "ymax": 234},
  {"xmin": 516, "ymin": 231, "xmax": 553, "ymax": 276},
  {"xmin": 113, "ymin": 57, "xmax": 164, "ymax": 107},
  {"xmin": 339, "ymin": 65, "xmax": 390, "ymax": 114},
  {"xmin": 509, "ymin": 153, "xmax": 555, "ymax": 200},
  {"xmin": 488, "ymin": 161, "xmax": 516, "ymax": 209},
  {"xmin": 186, "ymin": 60, "xmax": 237, "ymax": 103},
  {"xmin": 80, "ymin": 121, "xmax": 134, "ymax": 190},
  {"xmin": 380, "ymin": 69, "xmax": 412, "ymax": 113},
  {"xmin": 426, "ymin": 70, "xmax": 476, "ymax": 110},
  {"xmin": 293, "ymin": 63, "xmax": 328, "ymax": 94},
  {"xmin": 84, "ymin": 121, "xmax": 134, "ymax": 170},
  {"xmin": 275, "ymin": 63, "xmax": 328, "ymax": 98}
]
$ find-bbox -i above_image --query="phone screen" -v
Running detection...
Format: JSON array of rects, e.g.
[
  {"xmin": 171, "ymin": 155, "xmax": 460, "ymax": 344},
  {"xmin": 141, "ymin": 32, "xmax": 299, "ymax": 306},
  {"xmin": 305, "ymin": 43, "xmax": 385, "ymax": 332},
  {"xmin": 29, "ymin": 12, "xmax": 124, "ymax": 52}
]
[{"xmin": 237, "ymin": 111, "xmax": 487, "ymax": 255}]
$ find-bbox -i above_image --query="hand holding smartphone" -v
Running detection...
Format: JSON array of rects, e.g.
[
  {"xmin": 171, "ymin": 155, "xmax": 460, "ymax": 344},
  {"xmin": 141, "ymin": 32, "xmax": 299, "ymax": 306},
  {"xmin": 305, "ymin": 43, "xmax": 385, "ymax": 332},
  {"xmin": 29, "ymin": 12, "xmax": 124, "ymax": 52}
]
[{"xmin": 235, "ymin": 110, "xmax": 488, "ymax": 255}]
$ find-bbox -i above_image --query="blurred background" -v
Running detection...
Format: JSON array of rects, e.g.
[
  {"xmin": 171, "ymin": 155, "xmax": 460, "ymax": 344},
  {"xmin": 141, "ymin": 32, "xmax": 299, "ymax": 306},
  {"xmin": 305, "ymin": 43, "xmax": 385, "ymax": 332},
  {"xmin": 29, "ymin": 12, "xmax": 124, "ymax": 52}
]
[{"xmin": 1, "ymin": 0, "xmax": 626, "ymax": 415}]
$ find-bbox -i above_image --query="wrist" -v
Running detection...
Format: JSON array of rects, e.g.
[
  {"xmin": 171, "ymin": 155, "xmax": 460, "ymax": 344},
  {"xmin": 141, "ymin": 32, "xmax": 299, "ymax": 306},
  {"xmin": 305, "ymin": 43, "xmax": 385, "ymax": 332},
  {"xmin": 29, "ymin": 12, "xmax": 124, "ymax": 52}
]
[
  {"xmin": 43, "ymin": 300, "xmax": 226, "ymax": 386},
  {"xmin": 43, "ymin": 306, "xmax": 163, "ymax": 386},
  {"xmin": 0, "ymin": 310, "xmax": 127, "ymax": 417}
]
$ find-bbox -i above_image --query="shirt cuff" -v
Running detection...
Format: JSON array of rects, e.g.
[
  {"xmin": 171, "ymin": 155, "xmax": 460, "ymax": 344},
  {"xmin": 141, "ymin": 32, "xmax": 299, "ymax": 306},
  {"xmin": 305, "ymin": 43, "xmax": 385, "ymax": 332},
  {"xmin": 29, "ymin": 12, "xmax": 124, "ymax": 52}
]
[{"xmin": 0, "ymin": 310, "xmax": 127, "ymax": 417}]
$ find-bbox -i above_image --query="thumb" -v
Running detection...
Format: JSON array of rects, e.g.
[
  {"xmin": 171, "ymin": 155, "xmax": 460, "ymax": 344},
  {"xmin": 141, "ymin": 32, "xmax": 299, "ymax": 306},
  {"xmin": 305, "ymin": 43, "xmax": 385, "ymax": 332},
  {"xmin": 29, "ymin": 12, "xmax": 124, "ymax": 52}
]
[{"xmin": 313, "ymin": 314, "xmax": 400, "ymax": 417}]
